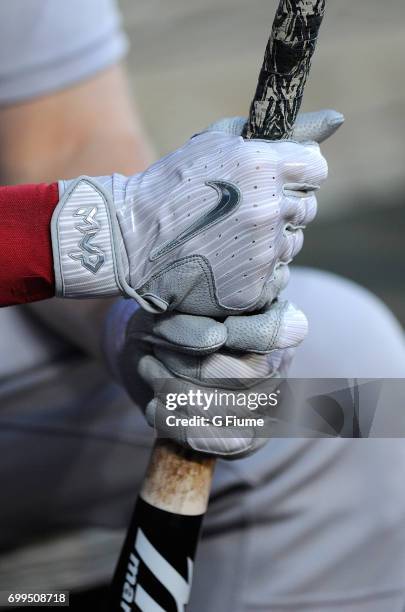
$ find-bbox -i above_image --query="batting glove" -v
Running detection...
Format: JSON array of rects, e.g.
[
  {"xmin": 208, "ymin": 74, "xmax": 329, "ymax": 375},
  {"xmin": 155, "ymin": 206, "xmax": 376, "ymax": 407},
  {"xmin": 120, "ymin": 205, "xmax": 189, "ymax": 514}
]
[
  {"xmin": 51, "ymin": 110, "xmax": 342, "ymax": 316},
  {"xmin": 104, "ymin": 297, "xmax": 308, "ymax": 458}
]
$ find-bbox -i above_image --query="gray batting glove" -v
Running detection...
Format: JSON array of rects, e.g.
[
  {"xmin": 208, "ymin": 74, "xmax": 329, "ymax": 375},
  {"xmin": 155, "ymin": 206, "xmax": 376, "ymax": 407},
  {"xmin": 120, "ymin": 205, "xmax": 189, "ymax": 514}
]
[
  {"xmin": 104, "ymin": 297, "xmax": 308, "ymax": 458},
  {"xmin": 51, "ymin": 110, "xmax": 342, "ymax": 316}
]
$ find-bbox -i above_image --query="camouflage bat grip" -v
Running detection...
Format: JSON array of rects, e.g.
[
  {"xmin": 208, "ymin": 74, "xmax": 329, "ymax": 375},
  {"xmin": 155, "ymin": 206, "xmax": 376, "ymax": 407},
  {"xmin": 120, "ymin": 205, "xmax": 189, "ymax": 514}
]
[{"xmin": 243, "ymin": 0, "xmax": 326, "ymax": 140}]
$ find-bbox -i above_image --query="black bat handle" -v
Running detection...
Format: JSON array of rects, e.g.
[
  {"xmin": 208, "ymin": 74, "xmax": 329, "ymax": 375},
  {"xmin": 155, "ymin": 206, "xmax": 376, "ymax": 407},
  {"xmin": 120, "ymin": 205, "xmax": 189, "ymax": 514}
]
[
  {"xmin": 109, "ymin": 497, "xmax": 204, "ymax": 611},
  {"xmin": 109, "ymin": 441, "xmax": 215, "ymax": 611},
  {"xmin": 243, "ymin": 0, "xmax": 326, "ymax": 141}
]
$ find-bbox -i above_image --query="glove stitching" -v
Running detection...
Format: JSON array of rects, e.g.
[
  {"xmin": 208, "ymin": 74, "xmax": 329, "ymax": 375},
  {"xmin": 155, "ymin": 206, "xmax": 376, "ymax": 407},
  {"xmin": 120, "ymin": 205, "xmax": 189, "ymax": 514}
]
[
  {"xmin": 138, "ymin": 255, "xmax": 264, "ymax": 313},
  {"xmin": 266, "ymin": 304, "xmax": 285, "ymax": 352},
  {"xmin": 138, "ymin": 254, "xmax": 216, "ymax": 301},
  {"xmin": 132, "ymin": 332, "xmax": 224, "ymax": 354}
]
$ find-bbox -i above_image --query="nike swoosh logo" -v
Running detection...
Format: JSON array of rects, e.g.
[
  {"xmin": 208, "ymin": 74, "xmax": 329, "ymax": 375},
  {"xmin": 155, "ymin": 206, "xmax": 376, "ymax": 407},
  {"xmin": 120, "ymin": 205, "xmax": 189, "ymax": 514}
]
[{"xmin": 149, "ymin": 180, "xmax": 241, "ymax": 261}]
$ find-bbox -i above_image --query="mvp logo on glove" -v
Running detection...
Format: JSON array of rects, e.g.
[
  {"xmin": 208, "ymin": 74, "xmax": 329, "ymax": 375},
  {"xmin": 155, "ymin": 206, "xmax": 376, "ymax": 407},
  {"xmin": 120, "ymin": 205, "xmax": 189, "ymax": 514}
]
[
  {"xmin": 69, "ymin": 206, "xmax": 105, "ymax": 274},
  {"xmin": 149, "ymin": 180, "xmax": 241, "ymax": 261}
]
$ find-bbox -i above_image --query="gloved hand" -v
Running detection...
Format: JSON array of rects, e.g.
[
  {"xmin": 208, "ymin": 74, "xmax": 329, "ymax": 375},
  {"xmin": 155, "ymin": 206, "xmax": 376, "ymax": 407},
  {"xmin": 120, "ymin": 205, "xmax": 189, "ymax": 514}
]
[
  {"xmin": 104, "ymin": 297, "xmax": 308, "ymax": 458},
  {"xmin": 51, "ymin": 110, "xmax": 342, "ymax": 316}
]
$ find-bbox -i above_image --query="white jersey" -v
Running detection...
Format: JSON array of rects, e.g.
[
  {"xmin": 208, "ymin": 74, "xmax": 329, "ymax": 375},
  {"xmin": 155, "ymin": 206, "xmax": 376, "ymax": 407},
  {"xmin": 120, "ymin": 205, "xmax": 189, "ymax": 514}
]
[{"xmin": 0, "ymin": 0, "xmax": 127, "ymax": 104}]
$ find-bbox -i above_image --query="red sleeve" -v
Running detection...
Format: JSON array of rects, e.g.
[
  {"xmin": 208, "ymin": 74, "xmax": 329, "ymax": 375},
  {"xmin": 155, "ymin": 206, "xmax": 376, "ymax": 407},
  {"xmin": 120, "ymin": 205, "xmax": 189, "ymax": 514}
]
[{"xmin": 0, "ymin": 183, "xmax": 59, "ymax": 306}]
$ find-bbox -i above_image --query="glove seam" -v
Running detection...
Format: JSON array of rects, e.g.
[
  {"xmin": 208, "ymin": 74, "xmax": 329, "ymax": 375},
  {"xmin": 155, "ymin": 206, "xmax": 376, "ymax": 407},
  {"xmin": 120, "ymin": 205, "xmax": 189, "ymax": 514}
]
[{"xmin": 138, "ymin": 255, "xmax": 264, "ymax": 314}]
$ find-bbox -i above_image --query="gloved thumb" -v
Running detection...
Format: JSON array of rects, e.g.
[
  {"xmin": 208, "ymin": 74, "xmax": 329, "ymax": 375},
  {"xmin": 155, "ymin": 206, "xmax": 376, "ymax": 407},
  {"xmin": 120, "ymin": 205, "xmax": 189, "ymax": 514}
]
[{"xmin": 206, "ymin": 109, "xmax": 344, "ymax": 144}]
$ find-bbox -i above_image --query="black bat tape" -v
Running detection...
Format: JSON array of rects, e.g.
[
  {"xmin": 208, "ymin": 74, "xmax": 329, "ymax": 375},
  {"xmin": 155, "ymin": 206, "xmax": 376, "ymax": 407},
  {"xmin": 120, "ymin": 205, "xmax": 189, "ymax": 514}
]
[
  {"xmin": 243, "ymin": 0, "xmax": 326, "ymax": 140},
  {"xmin": 110, "ymin": 498, "xmax": 202, "ymax": 612}
]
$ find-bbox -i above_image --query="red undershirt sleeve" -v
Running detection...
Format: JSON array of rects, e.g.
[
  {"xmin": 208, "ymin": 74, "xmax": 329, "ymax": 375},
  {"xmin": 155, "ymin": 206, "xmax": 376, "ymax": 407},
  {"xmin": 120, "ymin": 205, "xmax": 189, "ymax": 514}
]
[{"xmin": 0, "ymin": 183, "xmax": 59, "ymax": 306}]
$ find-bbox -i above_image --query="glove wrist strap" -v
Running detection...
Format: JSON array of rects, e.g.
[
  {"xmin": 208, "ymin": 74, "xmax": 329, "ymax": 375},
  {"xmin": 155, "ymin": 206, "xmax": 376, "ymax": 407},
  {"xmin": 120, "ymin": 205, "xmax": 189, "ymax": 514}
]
[{"xmin": 51, "ymin": 176, "xmax": 126, "ymax": 299}]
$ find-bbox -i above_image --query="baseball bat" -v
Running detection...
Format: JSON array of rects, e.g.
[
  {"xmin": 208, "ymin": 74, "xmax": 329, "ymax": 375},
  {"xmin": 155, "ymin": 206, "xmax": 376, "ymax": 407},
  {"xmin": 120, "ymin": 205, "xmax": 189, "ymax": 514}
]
[{"xmin": 109, "ymin": 2, "xmax": 326, "ymax": 610}]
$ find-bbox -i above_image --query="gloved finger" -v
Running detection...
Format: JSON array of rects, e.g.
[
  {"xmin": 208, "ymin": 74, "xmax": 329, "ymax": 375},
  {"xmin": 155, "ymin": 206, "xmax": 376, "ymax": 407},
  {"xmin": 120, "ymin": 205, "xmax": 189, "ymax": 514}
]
[
  {"xmin": 205, "ymin": 110, "xmax": 344, "ymax": 144},
  {"xmin": 188, "ymin": 433, "xmax": 262, "ymax": 458},
  {"xmin": 205, "ymin": 116, "xmax": 247, "ymax": 136},
  {"xmin": 138, "ymin": 354, "xmax": 173, "ymax": 393},
  {"xmin": 282, "ymin": 192, "xmax": 318, "ymax": 226},
  {"xmin": 225, "ymin": 301, "xmax": 308, "ymax": 354},
  {"xmin": 280, "ymin": 142, "xmax": 328, "ymax": 188},
  {"xmin": 282, "ymin": 189, "xmax": 318, "ymax": 229},
  {"xmin": 282, "ymin": 192, "xmax": 309, "ymax": 223},
  {"xmin": 281, "ymin": 228, "xmax": 304, "ymax": 262},
  {"xmin": 144, "ymin": 397, "xmax": 266, "ymax": 459},
  {"xmin": 154, "ymin": 348, "xmax": 275, "ymax": 386},
  {"xmin": 144, "ymin": 397, "xmax": 159, "ymax": 429},
  {"xmin": 130, "ymin": 312, "xmax": 226, "ymax": 355},
  {"xmin": 191, "ymin": 435, "xmax": 269, "ymax": 460},
  {"xmin": 293, "ymin": 110, "xmax": 344, "ymax": 144},
  {"xmin": 151, "ymin": 313, "xmax": 226, "ymax": 354},
  {"xmin": 280, "ymin": 195, "xmax": 317, "ymax": 262}
]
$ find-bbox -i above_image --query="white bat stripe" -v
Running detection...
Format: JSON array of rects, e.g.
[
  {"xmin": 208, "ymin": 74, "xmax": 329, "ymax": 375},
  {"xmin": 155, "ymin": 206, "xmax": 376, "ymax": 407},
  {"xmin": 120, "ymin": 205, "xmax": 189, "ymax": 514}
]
[
  {"xmin": 135, "ymin": 528, "xmax": 192, "ymax": 611},
  {"xmin": 134, "ymin": 586, "xmax": 165, "ymax": 612}
]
